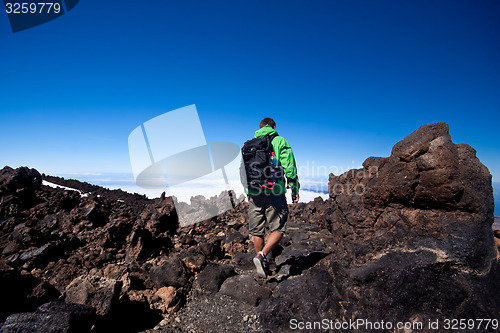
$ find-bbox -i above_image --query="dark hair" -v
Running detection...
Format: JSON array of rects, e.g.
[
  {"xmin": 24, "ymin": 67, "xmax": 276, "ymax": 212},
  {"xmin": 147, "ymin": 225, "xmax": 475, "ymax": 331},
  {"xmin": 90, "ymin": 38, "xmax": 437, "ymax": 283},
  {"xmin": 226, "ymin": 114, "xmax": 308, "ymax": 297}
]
[{"xmin": 260, "ymin": 117, "xmax": 276, "ymax": 129}]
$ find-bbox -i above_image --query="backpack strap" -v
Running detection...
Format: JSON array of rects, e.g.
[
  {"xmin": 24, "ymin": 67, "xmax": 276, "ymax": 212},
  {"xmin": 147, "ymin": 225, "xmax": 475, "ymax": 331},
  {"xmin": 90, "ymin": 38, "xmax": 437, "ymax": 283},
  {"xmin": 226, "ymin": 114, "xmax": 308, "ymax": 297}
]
[
  {"xmin": 268, "ymin": 133, "xmax": 278, "ymax": 141},
  {"xmin": 267, "ymin": 133, "xmax": 278, "ymax": 152}
]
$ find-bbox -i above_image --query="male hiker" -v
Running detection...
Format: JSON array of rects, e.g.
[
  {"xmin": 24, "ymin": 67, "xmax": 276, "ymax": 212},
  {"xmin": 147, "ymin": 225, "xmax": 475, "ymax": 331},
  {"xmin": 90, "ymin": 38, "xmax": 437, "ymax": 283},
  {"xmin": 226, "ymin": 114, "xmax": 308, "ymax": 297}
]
[{"xmin": 242, "ymin": 117, "xmax": 300, "ymax": 278}]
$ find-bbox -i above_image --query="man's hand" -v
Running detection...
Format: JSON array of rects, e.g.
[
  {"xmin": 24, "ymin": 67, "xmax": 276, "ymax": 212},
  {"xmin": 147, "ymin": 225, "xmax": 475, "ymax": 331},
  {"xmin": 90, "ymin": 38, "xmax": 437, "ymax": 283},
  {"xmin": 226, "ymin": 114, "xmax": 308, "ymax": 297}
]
[{"xmin": 292, "ymin": 193, "xmax": 299, "ymax": 203}]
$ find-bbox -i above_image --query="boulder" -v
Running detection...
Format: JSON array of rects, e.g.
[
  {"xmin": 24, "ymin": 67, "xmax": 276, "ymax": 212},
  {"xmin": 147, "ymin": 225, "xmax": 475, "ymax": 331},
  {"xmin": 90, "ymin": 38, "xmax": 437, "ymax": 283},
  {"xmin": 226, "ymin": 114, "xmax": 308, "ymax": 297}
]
[
  {"xmin": 124, "ymin": 224, "xmax": 156, "ymax": 264},
  {"xmin": 0, "ymin": 167, "xmax": 41, "ymax": 218},
  {"xmin": 69, "ymin": 199, "xmax": 109, "ymax": 228},
  {"xmin": 258, "ymin": 267, "xmax": 341, "ymax": 329},
  {"xmin": 0, "ymin": 302, "xmax": 95, "ymax": 333},
  {"xmin": 142, "ymin": 198, "xmax": 179, "ymax": 236},
  {"xmin": 0, "ymin": 166, "xmax": 41, "ymax": 195},
  {"xmin": 179, "ymin": 247, "xmax": 207, "ymax": 273},
  {"xmin": 149, "ymin": 255, "xmax": 189, "ymax": 289},
  {"xmin": 328, "ymin": 123, "xmax": 496, "ymax": 271},
  {"xmin": 65, "ymin": 275, "xmax": 122, "ymax": 316},
  {"xmin": 153, "ymin": 286, "xmax": 178, "ymax": 313},
  {"xmin": 196, "ymin": 262, "xmax": 235, "ymax": 293}
]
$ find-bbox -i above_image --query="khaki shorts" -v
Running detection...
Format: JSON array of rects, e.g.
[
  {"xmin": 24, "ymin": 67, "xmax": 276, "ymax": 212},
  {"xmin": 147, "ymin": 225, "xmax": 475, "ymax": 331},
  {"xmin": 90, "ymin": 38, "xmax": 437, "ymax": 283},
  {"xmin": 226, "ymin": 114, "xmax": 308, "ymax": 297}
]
[{"xmin": 248, "ymin": 194, "xmax": 288, "ymax": 236}]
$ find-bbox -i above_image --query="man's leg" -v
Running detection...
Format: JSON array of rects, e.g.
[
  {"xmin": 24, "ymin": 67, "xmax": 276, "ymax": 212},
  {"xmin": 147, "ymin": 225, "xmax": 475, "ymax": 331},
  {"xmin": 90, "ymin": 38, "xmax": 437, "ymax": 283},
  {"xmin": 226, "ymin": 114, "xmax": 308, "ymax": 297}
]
[
  {"xmin": 262, "ymin": 232, "xmax": 283, "ymax": 256},
  {"xmin": 262, "ymin": 194, "xmax": 287, "ymax": 257},
  {"xmin": 248, "ymin": 195, "xmax": 266, "ymax": 255},
  {"xmin": 250, "ymin": 194, "xmax": 287, "ymax": 278},
  {"xmin": 253, "ymin": 235, "xmax": 264, "ymax": 253},
  {"xmin": 253, "ymin": 232, "xmax": 280, "ymax": 279}
]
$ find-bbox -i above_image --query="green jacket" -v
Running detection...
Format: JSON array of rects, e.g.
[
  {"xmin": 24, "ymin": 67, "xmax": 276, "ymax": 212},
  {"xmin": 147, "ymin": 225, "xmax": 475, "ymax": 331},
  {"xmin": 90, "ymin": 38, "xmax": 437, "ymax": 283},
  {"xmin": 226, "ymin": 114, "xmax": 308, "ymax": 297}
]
[{"xmin": 247, "ymin": 125, "xmax": 300, "ymax": 196}]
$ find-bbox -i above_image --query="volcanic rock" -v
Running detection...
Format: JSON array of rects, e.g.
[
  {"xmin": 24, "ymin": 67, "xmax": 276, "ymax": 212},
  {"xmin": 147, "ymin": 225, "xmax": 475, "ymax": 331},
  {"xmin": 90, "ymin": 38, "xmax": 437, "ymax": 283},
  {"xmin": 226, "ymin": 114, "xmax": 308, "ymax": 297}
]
[
  {"xmin": 219, "ymin": 274, "xmax": 271, "ymax": 306},
  {"xmin": 258, "ymin": 266, "xmax": 341, "ymax": 327},
  {"xmin": 195, "ymin": 262, "xmax": 235, "ymax": 293},
  {"xmin": 148, "ymin": 255, "xmax": 189, "ymax": 289},
  {"xmin": 0, "ymin": 302, "xmax": 95, "ymax": 333},
  {"xmin": 153, "ymin": 286, "xmax": 178, "ymax": 313},
  {"xmin": 0, "ymin": 167, "xmax": 41, "ymax": 219},
  {"xmin": 65, "ymin": 275, "xmax": 122, "ymax": 316}
]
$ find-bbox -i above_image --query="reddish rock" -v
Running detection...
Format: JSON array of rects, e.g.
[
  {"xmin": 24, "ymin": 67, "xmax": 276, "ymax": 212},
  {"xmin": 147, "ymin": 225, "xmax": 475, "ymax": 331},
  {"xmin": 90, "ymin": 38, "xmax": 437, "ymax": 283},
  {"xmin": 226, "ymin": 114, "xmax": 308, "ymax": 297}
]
[{"xmin": 154, "ymin": 286, "xmax": 178, "ymax": 313}]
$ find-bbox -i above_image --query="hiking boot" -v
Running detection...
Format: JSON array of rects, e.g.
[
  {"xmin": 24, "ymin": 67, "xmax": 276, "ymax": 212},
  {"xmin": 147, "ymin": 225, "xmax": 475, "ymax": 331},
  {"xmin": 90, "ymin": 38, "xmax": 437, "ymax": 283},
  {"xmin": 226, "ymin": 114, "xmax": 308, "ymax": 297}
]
[{"xmin": 253, "ymin": 252, "xmax": 268, "ymax": 278}]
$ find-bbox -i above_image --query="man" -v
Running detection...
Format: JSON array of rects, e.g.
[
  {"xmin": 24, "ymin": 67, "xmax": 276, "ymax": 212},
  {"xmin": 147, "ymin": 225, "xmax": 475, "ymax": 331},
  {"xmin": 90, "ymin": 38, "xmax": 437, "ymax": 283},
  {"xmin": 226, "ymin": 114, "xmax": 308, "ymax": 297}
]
[{"xmin": 247, "ymin": 117, "xmax": 300, "ymax": 278}]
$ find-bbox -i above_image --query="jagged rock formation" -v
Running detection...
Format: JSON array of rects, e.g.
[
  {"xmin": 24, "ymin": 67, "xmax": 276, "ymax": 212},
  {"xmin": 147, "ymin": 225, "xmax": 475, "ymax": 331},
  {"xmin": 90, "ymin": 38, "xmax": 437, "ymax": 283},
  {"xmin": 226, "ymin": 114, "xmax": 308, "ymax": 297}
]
[
  {"xmin": 42, "ymin": 174, "xmax": 149, "ymax": 203},
  {"xmin": 0, "ymin": 122, "xmax": 498, "ymax": 333},
  {"xmin": 284, "ymin": 123, "xmax": 499, "ymax": 332}
]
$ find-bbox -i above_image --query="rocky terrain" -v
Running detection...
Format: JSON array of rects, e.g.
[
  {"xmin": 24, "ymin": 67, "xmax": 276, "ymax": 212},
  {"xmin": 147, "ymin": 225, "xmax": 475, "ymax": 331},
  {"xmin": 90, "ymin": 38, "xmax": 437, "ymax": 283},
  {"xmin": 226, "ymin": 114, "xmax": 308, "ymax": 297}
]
[{"xmin": 0, "ymin": 122, "xmax": 499, "ymax": 333}]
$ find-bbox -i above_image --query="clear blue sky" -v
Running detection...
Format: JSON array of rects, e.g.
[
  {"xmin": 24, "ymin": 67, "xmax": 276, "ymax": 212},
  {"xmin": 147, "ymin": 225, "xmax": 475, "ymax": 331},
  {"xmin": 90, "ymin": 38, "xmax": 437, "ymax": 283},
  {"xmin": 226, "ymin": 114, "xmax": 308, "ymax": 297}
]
[{"xmin": 1, "ymin": 1, "xmax": 499, "ymax": 194}]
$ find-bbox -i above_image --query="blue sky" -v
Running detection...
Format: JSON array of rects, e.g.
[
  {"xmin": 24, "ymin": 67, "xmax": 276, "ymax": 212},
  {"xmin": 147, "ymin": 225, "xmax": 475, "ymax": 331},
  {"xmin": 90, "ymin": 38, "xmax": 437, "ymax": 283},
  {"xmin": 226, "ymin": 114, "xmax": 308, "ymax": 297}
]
[{"xmin": 0, "ymin": 0, "xmax": 499, "ymax": 210}]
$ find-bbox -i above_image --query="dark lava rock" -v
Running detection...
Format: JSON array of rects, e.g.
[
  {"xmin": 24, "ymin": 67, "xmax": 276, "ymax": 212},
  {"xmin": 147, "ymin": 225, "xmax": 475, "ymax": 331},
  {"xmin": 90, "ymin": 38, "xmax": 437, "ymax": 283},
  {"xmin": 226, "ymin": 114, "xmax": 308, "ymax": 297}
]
[
  {"xmin": 0, "ymin": 270, "xmax": 54, "ymax": 322},
  {"xmin": 196, "ymin": 262, "xmax": 235, "ymax": 293},
  {"xmin": 258, "ymin": 267, "xmax": 341, "ymax": 331},
  {"xmin": 231, "ymin": 251, "xmax": 256, "ymax": 271},
  {"xmin": 179, "ymin": 247, "xmax": 208, "ymax": 273},
  {"xmin": 149, "ymin": 255, "xmax": 189, "ymax": 289},
  {"xmin": 0, "ymin": 167, "xmax": 41, "ymax": 218},
  {"xmin": 41, "ymin": 174, "xmax": 149, "ymax": 203},
  {"xmin": 124, "ymin": 224, "xmax": 157, "ymax": 264},
  {"xmin": 0, "ymin": 302, "xmax": 95, "ymax": 333},
  {"xmin": 225, "ymin": 231, "xmax": 247, "ymax": 244},
  {"xmin": 219, "ymin": 274, "xmax": 271, "ymax": 306},
  {"xmin": 69, "ymin": 198, "xmax": 110, "ymax": 228},
  {"xmin": 141, "ymin": 197, "xmax": 179, "ymax": 236},
  {"xmin": 0, "ymin": 166, "xmax": 41, "ymax": 195},
  {"xmin": 65, "ymin": 275, "xmax": 122, "ymax": 316},
  {"xmin": 328, "ymin": 123, "xmax": 496, "ymax": 271}
]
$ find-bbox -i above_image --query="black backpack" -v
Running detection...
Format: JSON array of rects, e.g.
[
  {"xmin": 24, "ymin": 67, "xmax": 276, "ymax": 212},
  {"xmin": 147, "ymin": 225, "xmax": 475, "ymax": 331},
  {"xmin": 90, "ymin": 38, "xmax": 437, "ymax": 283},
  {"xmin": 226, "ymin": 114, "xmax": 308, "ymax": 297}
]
[{"xmin": 240, "ymin": 133, "xmax": 281, "ymax": 191}]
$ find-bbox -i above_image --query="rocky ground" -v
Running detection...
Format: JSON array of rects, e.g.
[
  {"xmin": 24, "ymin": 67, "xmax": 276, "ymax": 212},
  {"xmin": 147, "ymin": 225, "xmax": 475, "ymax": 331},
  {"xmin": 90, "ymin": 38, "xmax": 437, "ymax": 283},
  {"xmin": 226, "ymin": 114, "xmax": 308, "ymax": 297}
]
[{"xmin": 0, "ymin": 122, "xmax": 499, "ymax": 333}]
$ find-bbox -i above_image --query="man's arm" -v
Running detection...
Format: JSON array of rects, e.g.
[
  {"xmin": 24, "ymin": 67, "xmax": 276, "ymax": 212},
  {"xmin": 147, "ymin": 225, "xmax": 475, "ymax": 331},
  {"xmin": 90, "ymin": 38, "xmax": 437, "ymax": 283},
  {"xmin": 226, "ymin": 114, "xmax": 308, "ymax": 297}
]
[{"xmin": 276, "ymin": 138, "xmax": 300, "ymax": 202}]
